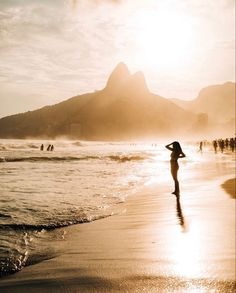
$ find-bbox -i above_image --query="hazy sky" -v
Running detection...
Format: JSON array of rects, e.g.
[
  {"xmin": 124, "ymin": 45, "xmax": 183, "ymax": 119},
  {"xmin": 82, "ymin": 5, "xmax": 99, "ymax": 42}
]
[{"xmin": 0, "ymin": 0, "xmax": 235, "ymax": 118}]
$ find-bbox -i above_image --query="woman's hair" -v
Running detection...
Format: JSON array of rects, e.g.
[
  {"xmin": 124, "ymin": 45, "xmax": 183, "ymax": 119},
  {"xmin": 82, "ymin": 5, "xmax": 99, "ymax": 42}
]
[{"xmin": 173, "ymin": 141, "xmax": 182, "ymax": 153}]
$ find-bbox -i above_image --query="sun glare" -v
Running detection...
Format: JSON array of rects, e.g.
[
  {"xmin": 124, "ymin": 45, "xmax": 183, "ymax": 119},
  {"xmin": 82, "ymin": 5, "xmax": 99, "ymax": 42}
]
[{"xmin": 130, "ymin": 8, "xmax": 196, "ymax": 71}]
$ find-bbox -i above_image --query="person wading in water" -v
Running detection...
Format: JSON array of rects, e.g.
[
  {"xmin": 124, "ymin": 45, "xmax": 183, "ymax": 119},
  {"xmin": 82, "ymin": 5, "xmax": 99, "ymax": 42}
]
[{"xmin": 165, "ymin": 141, "xmax": 186, "ymax": 196}]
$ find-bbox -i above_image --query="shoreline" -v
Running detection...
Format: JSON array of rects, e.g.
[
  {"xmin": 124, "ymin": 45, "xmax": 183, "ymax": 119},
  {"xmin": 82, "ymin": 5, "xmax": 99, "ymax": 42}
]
[
  {"xmin": 0, "ymin": 158, "xmax": 235, "ymax": 292},
  {"xmin": 221, "ymin": 178, "xmax": 236, "ymax": 198}
]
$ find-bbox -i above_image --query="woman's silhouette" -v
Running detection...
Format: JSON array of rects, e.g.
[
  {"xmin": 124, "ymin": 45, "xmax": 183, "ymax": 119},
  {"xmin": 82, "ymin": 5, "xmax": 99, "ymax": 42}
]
[{"xmin": 165, "ymin": 141, "xmax": 185, "ymax": 195}]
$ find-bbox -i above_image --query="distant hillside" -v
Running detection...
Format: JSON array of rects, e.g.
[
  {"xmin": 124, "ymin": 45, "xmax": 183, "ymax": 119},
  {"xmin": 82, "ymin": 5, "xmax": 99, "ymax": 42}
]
[
  {"xmin": 171, "ymin": 82, "xmax": 235, "ymax": 124},
  {"xmin": 0, "ymin": 63, "xmax": 234, "ymax": 140}
]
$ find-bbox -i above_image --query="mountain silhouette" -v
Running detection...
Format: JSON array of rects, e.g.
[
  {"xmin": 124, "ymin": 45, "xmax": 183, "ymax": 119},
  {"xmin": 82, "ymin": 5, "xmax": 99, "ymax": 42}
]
[
  {"xmin": 171, "ymin": 82, "xmax": 235, "ymax": 136},
  {"xmin": 172, "ymin": 82, "xmax": 235, "ymax": 123},
  {"xmin": 0, "ymin": 63, "xmax": 234, "ymax": 140},
  {"xmin": 106, "ymin": 62, "xmax": 131, "ymax": 90}
]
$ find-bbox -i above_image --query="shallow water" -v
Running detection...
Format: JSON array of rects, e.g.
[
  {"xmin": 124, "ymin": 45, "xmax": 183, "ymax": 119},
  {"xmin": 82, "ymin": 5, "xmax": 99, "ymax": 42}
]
[
  {"xmin": 0, "ymin": 139, "xmax": 158, "ymax": 275},
  {"xmin": 0, "ymin": 139, "xmax": 235, "ymax": 276}
]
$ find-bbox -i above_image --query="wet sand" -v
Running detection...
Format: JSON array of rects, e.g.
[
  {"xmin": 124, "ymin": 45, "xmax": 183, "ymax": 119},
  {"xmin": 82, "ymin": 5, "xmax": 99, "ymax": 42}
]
[
  {"xmin": 222, "ymin": 178, "xmax": 236, "ymax": 198},
  {"xmin": 0, "ymin": 154, "xmax": 235, "ymax": 292}
]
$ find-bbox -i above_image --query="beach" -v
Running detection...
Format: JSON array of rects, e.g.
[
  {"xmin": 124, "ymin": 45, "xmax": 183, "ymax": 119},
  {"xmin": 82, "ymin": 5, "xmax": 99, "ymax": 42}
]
[
  {"xmin": 0, "ymin": 143, "xmax": 235, "ymax": 292},
  {"xmin": 0, "ymin": 0, "xmax": 235, "ymax": 291}
]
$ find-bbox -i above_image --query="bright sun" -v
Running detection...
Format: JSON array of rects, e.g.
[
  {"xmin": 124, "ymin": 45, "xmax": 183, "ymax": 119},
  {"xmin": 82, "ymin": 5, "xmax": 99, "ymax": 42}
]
[{"xmin": 129, "ymin": 8, "xmax": 196, "ymax": 71}]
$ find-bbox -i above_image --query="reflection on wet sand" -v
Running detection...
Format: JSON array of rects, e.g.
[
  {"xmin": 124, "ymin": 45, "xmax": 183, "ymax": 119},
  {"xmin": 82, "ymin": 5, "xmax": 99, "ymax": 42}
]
[{"xmin": 175, "ymin": 195, "xmax": 187, "ymax": 232}]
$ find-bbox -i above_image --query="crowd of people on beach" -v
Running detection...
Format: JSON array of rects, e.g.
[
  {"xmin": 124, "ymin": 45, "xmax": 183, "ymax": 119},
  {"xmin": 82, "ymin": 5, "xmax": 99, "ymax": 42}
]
[
  {"xmin": 199, "ymin": 137, "xmax": 236, "ymax": 153},
  {"xmin": 40, "ymin": 144, "xmax": 54, "ymax": 151}
]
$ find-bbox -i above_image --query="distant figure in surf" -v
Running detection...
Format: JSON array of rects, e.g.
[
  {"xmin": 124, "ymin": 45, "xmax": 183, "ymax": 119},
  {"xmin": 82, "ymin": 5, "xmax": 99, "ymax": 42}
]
[
  {"xmin": 229, "ymin": 138, "xmax": 235, "ymax": 152},
  {"xmin": 50, "ymin": 145, "xmax": 54, "ymax": 151},
  {"xmin": 219, "ymin": 139, "xmax": 225, "ymax": 153},
  {"xmin": 225, "ymin": 138, "xmax": 229, "ymax": 149},
  {"xmin": 199, "ymin": 141, "xmax": 203, "ymax": 153},
  {"xmin": 47, "ymin": 144, "xmax": 51, "ymax": 151},
  {"xmin": 40, "ymin": 144, "xmax": 44, "ymax": 151},
  {"xmin": 213, "ymin": 140, "xmax": 218, "ymax": 153},
  {"xmin": 165, "ymin": 141, "xmax": 186, "ymax": 196}
]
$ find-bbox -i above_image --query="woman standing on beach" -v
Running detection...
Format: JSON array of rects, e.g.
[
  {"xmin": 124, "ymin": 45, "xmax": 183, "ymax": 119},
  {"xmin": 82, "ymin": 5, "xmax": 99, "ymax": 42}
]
[{"xmin": 165, "ymin": 141, "xmax": 186, "ymax": 196}]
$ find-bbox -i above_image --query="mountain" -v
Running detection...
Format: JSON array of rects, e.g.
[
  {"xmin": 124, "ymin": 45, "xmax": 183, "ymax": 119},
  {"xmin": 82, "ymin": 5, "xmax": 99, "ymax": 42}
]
[
  {"xmin": 171, "ymin": 82, "xmax": 235, "ymax": 137},
  {"xmin": 0, "ymin": 63, "xmax": 234, "ymax": 140},
  {"xmin": 171, "ymin": 82, "xmax": 235, "ymax": 124}
]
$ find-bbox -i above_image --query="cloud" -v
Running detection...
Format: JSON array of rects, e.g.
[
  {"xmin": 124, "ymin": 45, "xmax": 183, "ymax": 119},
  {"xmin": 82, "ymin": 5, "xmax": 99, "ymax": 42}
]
[
  {"xmin": 74, "ymin": 0, "xmax": 122, "ymax": 5},
  {"xmin": 0, "ymin": 0, "xmax": 124, "ymax": 116},
  {"xmin": 0, "ymin": 0, "xmax": 235, "ymax": 117}
]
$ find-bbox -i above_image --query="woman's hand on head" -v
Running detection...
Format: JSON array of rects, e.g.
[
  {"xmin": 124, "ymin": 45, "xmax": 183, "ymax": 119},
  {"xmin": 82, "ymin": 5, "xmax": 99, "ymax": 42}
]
[{"xmin": 165, "ymin": 144, "xmax": 173, "ymax": 150}]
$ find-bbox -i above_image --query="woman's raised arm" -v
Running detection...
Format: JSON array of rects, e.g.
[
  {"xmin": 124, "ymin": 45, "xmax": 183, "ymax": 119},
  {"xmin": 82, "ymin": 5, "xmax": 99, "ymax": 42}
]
[{"xmin": 165, "ymin": 143, "xmax": 174, "ymax": 151}]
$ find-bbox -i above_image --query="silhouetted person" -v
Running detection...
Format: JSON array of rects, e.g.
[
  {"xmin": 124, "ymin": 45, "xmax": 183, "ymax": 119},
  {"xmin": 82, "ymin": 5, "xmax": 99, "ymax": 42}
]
[
  {"xmin": 225, "ymin": 138, "xmax": 229, "ymax": 149},
  {"xmin": 40, "ymin": 144, "xmax": 44, "ymax": 151},
  {"xmin": 219, "ymin": 139, "xmax": 225, "ymax": 153},
  {"xmin": 199, "ymin": 141, "xmax": 203, "ymax": 153},
  {"xmin": 229, "ymin": 138, "xmax": 234, "ymax": 152},
  {"xmin": 47, "ymin": 144, "xmax": 51, "ymax": 151},
  {"xmin": 50, "ymin": 145, "xmax": 54, "ymax": 151},
  {"xmin": 213, "ymin": 140, "xmax": 218, "ymax": 153},
  {"xmin": 165, "ymin": 141, "xmax": 186, "ymax": 196}
]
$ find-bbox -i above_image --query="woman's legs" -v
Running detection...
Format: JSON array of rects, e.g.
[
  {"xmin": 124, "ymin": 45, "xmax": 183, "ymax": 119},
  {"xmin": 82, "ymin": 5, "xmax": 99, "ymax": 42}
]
[
  {"xmin": 174, "ymin": 178, "xmax": 180, "ymax": 195},
  {"xmin": 171, "ymin": 162, "xmax": 180, "ymax": 194}
]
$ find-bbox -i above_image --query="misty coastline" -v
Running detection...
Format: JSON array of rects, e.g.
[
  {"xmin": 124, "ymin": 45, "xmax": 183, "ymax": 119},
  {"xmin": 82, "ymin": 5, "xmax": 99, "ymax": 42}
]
[{"xmin": 0, "ymin": 64, "xmax": 235, "ymax": 141}]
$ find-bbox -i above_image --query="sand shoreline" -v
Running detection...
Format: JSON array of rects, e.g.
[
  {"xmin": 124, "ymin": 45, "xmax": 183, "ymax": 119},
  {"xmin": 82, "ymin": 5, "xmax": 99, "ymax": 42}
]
[
  {"xmin": 0, "ymin": 160, "xmax": 235, "ymax": 292},
  {"xmin": 221, "ymin": 178, "xmax": 236, "ymax": 198}
]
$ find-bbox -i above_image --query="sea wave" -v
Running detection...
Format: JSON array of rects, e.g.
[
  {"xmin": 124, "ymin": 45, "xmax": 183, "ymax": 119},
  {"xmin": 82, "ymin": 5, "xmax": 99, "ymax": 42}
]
[
  {"xmin": 0, "ymin": 211, "xmax": 113, "ymax": 276},
  {"xmin": 0, "ymin": 154, "xmax": 150, "ymax": 163},
  {"xmin": 1, "ymin": 218, "xmax": 88, "ymax": 231},
  {"xmin": 0, "ymin": 141, "xmax": 85, "ymax": 151},
  {"xmin": 0, "ymin": 212, "xmax": 113, "ymax": 231},
  {"xmin": 0, "ymin": 213, "xmax": 12, "ymax": 219},
  {"xmin": 0, "ymin": 143, "xmax": 39, "ymax": 150},
  {"xmin": 0, "ymin": 156, "xmax": 99, "ymax": 163},
  {"xmin": 108, "ymin": 154, "xmax": 149, "ymax": 162},
  {"xmin": 72, "ymin": 141, "xmax": 83, "ymax": 147}
]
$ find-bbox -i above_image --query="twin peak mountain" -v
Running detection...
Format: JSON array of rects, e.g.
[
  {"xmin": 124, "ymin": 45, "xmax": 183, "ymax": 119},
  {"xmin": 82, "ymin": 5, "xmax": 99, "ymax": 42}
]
[
  {"xmin": 106, "ymin": 62, "xmax": 149, "ymax": 96},
  {"xmin": 0, "ymin": 62, "xmax": 234, "ymax": 139}
]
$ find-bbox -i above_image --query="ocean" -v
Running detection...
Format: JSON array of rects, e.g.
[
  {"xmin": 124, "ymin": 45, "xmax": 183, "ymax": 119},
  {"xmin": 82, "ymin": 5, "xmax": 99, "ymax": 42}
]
[
  {"xmin": 0, "ymin": 139, "xmax": 234, "ymax": 277},
  {"xmin": 0, "ymin": 139, "xmax": 169, "ymax": 275}
]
